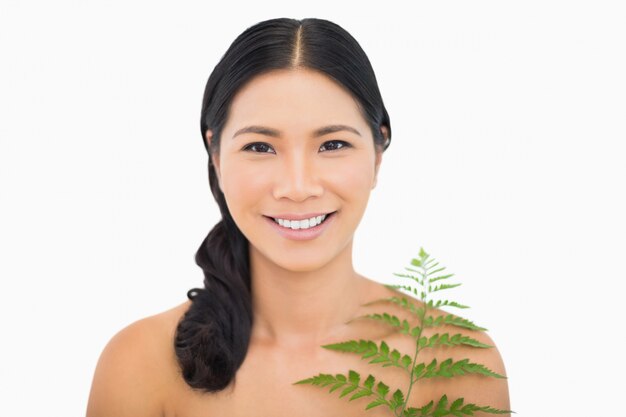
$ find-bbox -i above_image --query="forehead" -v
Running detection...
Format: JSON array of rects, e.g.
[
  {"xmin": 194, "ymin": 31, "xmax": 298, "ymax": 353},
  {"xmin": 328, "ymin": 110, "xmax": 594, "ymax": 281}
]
[{"xmin": 224, "ymin": 68, "xmax": 366, "ymax": 134}]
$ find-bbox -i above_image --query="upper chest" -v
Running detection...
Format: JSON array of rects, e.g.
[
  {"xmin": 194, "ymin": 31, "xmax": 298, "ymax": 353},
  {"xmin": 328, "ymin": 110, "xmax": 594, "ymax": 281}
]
[
  {"xmin": 162, "ymin": 329, "xmax": 445, "ymax": 417},
  {"xmin": 159, "ymin": 286, "xmax": 474, "ymax": 417}
]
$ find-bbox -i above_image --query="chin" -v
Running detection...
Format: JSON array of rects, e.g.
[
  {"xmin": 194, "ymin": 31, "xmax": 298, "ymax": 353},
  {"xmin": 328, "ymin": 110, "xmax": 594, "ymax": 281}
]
[
  {"xmin": 247, "ymin": 240, "xmax": 331, "ymax": 270},
  {"xmin": 277, "ymin": 259, "xmax": 331, "ymax": 273}
]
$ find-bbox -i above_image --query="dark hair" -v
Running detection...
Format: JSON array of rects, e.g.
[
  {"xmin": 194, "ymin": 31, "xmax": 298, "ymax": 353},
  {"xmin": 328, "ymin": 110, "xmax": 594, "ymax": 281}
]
[{"xmin": 174, "ymin": 17, "xmax": 392, "ymax": 394}]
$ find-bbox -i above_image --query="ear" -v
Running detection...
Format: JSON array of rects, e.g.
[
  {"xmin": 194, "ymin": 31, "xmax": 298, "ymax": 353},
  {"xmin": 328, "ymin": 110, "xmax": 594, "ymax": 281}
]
[
  {"xmin": 372, "ymin": 126, "xmax": 388, "ymax": 189},
  {"xmin": 205, "ymin": 130, "xmax": 223, "ymax": 189}
]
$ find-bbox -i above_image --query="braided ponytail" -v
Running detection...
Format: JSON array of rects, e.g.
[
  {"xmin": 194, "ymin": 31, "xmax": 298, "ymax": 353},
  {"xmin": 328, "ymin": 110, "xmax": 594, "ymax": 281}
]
[{"xmin": 174, "ymin": 213, "xmax": 252, "ymax": 392}]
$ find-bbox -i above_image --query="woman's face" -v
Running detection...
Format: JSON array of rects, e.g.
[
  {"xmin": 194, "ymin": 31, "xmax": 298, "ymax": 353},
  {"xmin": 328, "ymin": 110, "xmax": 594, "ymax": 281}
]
[{"xmin": 207, "ymin": 68, "xmax": 385, "ymax": 272}]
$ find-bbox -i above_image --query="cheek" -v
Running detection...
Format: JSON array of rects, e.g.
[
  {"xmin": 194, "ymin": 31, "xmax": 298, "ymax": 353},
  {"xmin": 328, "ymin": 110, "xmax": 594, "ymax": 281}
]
[
  {"xmin": 329, "ymin": 158, "xmax": 375, "ymax": 197},
  {"xmin": 221, "ymin": 163, "xmax": 270, "ymax": 213}
]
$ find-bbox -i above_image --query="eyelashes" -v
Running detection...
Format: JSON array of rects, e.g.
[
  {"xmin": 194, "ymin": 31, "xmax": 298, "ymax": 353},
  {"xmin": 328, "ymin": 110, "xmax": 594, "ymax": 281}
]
[{"xmin": 242, "ymin": 140, "xmax": 352, "ymax": 154}]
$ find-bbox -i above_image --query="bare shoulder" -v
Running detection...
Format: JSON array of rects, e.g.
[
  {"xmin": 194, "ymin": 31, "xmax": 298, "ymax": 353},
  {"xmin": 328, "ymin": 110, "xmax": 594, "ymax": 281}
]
[
  {"xmin": 363, "ymin": 280, "xmax": 511, "ymax": 416},
  {"xmin": 86, "ymin": 301, "xmax": 192, "ymax": 417},
  {"xmin": 415, "ymin": 328, "xmax": 511, "ymax": 417}
]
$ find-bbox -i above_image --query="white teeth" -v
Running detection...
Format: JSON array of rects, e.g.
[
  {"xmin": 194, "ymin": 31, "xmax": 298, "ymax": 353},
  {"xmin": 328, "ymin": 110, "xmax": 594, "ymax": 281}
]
[{"xmin": 274, "ymin": 214, "xmax": 329, "ymax": 230}]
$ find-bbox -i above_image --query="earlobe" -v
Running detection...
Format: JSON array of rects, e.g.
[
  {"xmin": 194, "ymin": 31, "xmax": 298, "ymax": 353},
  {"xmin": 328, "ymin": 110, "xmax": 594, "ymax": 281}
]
[
  {"xmin": 205, "ymin": 129, "xmax": 214, "ymax": 151},
  {"xmin": 381, "ymin": 126, "xmax": 390, "ymax": 148}
]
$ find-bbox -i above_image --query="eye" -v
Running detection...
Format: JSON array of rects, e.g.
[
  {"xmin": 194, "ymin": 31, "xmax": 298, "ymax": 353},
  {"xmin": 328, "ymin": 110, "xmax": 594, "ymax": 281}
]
[
  {"xmin": 242, "ymin": 142, "xmax": 275, "ymax": 154},
  {"xmin": 241, "ymin": 140, "xmax": 352, "ymax": 154},
  {"xmin": 320, "ymin": 140, "xmax": 352, "ymax": 152}
]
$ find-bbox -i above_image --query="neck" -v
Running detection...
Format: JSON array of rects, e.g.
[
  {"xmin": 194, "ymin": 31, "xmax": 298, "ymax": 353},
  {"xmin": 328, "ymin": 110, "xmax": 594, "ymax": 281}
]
[{"xmin": 249, "ymin": 240, "xmax": 366, "ymax": 351}]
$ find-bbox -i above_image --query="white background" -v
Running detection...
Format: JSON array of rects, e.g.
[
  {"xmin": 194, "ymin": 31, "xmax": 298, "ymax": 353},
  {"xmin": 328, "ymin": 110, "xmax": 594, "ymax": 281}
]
[{"xmin": 1, "ymin": 1, "xmax": 624, "ymax": 415}]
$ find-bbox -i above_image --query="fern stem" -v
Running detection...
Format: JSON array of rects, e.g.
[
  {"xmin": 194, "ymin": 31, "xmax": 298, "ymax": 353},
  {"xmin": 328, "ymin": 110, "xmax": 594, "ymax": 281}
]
[
  {"xmin": 397, "ymin": 315, "xmax": 424, "ymax": 416},
  {"xmin": 397, "ymin": 260, "xmax": 429, "ymax": 416}
]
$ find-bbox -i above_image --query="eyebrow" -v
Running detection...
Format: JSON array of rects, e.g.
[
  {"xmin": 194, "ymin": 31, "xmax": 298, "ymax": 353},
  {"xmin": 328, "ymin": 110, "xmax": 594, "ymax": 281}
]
[{"xmin": 232, "ymin": 124, "xmax": 362, "ymax": 139}]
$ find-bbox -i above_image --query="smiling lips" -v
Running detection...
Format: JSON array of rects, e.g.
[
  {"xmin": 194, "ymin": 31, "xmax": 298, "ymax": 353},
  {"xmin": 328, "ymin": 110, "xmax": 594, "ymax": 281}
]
[
  {"xmin": 265, "ymin": 211, "xmax": 336, "ymax": 221},
  {"xmin": 264, "ymin": 211, "xmax": 337, "ymax": 240},
  {"xmin": 272, "ymin": 213, "xmax": 329, "ymax": 230}
]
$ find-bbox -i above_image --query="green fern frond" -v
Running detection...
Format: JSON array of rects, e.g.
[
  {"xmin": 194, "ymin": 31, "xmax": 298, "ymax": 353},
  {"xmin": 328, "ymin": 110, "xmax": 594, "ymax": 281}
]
[
  {"xmin": 393, "ymin": 272, "xmax": 421, "ymax": 281},
  {"xmin": 427, "ymin": 273, "xmax": 455, "ymax": 284},
  {"xmin": 430, "ymin": 283, "xmax": 462, "ymax": 293},
  {"xmin": 348, "ymin": 312, "xmax": 419, "ymax": 336},
  {"xmin": 390, "ymin": 388, "xmax": 407, "ymax": 412},
  {"xmin": 392, "ymin": 273, "xmax": 423, "ymax": 288},
  {"xmin": 362, "ymin": 296, "xmax": 470, "ymax": 315},
  {"xmin": 293, "ymin": 370, "xmax": 396, "ymax": 411},
  {"xmin": 403, "ymin": 395, "xmax": 513, "ymax": 416},
  {"xmin": 427, "ymin": 299, "xmax": 470, "ymax": 309},
  {"xmin": 321, "ymin": 339, "xmax": 415, "ymax": 372},
  {"xmin": 425, "ymin": 266, "xmax": 446, "ymax": 276},
  {"xmin": 362, "ymin": 296, "xmax": 426, "ymax": 318},
  {"xmin": 418, "ymin": 333, "xmax": 493, "ymax": 349},
  {"xmin": 385, "ymin": 283, "xmax": 422, "ymax": 298},
  {"xmin": 424, "ymin": 314, "xmax": 487, "ymax": 331},
  {"xmin": 424, "ymin": 258, "xmax": 436, "ymax": 266},
  {"xmin": 292, "ymin": 247, "xmax": 513, "ymax": 416},
  {"xmin": 412, "ymin": 358, "xmax": 506, "ymax": 380},
  {"xmin": 410, "ymin": 258, "xmax": 423, "ymax": 268}
]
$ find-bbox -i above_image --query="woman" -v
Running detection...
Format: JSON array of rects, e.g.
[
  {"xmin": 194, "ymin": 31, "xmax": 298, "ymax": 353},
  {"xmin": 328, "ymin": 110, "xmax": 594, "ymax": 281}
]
[{"xmin": 87, "ymin": 17, "xmax": 510, "ymax": 416}]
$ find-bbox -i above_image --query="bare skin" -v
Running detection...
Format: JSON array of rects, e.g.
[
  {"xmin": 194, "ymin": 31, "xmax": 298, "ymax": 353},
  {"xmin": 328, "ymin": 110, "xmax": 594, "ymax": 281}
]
[
  {"xmin": 86, "ymin": 68, "xmax": 510, "ymax": 416},
  {"xmin": 87, "ymin": 276, "xmax": 510, "ymax": 417}
]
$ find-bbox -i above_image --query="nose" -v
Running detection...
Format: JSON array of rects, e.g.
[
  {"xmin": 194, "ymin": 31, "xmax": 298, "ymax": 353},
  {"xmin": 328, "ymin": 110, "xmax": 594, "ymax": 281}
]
[{"xmin": 272, "ymin": 150, "xmax": 324, "ymax": 202}]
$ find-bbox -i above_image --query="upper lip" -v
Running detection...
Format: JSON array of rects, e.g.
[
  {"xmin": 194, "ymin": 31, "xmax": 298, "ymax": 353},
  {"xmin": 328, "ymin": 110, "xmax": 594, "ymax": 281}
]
[{"xmin": 265, "ymin": 211, "xmax": 336, "ymax": 221}]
